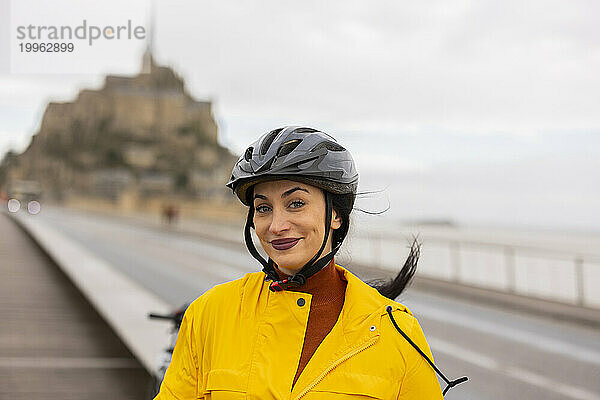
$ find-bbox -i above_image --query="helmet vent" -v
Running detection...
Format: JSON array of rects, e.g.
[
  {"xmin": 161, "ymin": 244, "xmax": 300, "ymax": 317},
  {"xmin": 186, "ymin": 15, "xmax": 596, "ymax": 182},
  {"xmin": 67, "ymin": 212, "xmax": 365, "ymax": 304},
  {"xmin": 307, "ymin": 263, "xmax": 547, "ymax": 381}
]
[
  {"xmin": 244, "ymin": 146, "xmax": 254, "ymax": 161},
  {"xmin": 293, "ymin": 127, "xmax": 317, "ymax": 134},
  {"xmin": 256, "ymin": 156, "xmax": 275, "ymax": 173},
  {"xmin": 312, "ymin": 141, "xmax": 345, "ymax": 152},
  {"xmin": 276, "ymin": 139, "xmax": 302, "ymax": 157},
  {"xmin": 260, "ymin": 129, "xmax": 283, "ymax": 155}
]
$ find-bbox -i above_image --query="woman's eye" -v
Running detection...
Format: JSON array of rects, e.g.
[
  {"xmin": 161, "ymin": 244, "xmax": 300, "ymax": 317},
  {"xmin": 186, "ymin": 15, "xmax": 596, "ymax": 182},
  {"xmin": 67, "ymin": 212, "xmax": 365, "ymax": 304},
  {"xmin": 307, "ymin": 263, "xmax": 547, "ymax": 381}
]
[
  {"xmin": 255, "ymin": 205, "xmax": 271, "ymax": 214},
  {"xmin": 289, "ymin": 200, "xmax": 305, "ymax": 209}
]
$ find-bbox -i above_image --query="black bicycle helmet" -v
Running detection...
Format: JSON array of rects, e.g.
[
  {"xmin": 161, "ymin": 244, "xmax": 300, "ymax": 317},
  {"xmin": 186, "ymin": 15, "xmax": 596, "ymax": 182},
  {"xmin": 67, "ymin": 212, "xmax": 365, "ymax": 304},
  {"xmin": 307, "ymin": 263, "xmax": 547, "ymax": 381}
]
[
  {"xmin": 227, "ymin": 126, "xmax": 358, "ymax": 205},
  {"xmin": 227, "ymin": 126, "xmax": 359, "ymax": 291}
]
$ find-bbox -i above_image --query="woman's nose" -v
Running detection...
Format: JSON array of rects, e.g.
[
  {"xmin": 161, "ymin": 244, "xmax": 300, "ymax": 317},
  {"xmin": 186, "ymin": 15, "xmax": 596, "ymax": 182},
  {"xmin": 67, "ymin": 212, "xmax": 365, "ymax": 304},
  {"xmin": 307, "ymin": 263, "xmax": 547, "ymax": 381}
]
[{"xmin": 269, "ymin": 208, "xmax": 290, "ymax": 234}]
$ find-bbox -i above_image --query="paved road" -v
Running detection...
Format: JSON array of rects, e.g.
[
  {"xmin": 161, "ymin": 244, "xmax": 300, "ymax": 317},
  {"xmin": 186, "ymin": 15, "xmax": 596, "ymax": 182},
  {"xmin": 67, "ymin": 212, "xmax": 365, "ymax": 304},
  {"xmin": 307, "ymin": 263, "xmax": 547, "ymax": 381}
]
[
  {"xmin": 33, "ymin": 207, "xmax": 600, "ymax": 400},
  {"xmin": 0, "ymin": 212, "xmax": 151, "ymax": 400}
]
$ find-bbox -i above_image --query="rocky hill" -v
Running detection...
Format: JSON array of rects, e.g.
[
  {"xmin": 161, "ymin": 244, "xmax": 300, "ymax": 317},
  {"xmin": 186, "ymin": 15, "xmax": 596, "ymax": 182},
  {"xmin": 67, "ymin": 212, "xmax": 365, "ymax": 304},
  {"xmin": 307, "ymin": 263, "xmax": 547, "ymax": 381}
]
[{"xmin": 1, "ymin": 52, "xmax": 238, "ymax": 210}]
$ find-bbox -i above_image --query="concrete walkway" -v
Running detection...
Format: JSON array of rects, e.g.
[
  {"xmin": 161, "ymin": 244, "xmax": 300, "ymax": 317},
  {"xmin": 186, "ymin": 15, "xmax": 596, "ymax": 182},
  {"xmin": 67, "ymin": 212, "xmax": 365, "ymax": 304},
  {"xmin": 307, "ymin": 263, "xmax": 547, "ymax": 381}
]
[{"xmin": 0, "ymin": 213, "xmax": 151, "ymax": 400}]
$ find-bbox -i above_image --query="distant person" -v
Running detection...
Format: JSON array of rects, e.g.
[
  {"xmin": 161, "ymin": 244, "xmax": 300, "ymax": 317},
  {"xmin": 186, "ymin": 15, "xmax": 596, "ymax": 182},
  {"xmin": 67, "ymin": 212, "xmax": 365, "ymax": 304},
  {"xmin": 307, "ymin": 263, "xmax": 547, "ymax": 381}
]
[
  {"xmin": 162, "ymin": 204, "xmax": 178, "ymax": 226},
  {"xmin": 155, "ymin": 126, "xmax": 466, "ymax": 399}
]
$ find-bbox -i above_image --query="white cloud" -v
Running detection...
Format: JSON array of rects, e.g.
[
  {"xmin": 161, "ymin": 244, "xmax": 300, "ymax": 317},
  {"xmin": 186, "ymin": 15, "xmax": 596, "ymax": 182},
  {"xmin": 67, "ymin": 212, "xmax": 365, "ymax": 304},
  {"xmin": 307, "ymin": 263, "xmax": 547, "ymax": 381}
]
[{"xmin": 152, "ymin": 0, "xmax": 600, "ymax": 138}]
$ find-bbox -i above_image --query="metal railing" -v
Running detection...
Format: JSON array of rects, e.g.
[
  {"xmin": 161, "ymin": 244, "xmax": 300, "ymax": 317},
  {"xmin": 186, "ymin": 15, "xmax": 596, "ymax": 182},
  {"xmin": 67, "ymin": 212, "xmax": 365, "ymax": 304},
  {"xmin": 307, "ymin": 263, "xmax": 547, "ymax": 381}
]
[{"xmin": 342, "ymin": 231, "xmax": 600, "ymax": 309}]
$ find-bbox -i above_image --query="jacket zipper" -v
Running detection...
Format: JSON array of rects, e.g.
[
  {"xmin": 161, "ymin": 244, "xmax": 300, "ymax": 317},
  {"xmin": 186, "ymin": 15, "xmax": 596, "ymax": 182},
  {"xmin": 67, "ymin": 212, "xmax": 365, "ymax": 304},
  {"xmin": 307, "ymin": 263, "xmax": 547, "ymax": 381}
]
[{"xmin": 293, "ymin": 336, "xmax": 379, "ymax": 400}]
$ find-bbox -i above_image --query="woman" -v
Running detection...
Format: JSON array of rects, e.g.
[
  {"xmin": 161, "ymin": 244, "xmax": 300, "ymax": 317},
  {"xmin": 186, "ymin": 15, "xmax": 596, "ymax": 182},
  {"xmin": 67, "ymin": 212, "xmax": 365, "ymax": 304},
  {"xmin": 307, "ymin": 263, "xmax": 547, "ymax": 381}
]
[{"xmin": 155, "ymin": 126, "xmax": 466, "ymax": 399}]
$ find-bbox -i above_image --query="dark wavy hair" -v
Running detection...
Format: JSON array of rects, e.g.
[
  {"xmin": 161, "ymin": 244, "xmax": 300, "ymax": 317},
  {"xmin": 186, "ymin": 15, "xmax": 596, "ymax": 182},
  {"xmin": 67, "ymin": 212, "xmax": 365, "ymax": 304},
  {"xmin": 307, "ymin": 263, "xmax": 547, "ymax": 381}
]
[{"xmin": 331, "ymin": 192, "xmax": 420, "ymax": 300}]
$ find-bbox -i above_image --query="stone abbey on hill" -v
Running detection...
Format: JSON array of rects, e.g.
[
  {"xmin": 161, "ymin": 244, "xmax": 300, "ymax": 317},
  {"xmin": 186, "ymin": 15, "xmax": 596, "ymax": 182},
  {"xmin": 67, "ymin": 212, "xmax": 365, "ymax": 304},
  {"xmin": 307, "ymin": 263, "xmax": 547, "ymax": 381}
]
[{"xmin": 2, "ymin": 51, "xmax": 237, "ymax": 209}]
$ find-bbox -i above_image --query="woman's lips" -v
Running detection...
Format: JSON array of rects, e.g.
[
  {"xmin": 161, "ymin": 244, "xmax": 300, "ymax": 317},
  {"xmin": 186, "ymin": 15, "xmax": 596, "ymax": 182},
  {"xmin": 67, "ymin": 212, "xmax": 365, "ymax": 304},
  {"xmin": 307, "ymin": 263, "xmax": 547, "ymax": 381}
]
[{"xmin": 270, "ymin": 238, "xmax": 301, "ymax": 251}]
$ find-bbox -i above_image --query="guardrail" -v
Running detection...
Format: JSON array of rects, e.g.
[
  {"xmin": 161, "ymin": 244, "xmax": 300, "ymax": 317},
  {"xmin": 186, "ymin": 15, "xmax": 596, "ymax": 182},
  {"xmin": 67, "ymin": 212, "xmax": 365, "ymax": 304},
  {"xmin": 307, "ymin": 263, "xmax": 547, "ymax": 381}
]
[
  {"xmin": 347, "ymin": 232, "xmax": 600, "ymax": 309},
  {"xmin": 147, "ymin": 214, "xmax": 600, "ymax": 310}
]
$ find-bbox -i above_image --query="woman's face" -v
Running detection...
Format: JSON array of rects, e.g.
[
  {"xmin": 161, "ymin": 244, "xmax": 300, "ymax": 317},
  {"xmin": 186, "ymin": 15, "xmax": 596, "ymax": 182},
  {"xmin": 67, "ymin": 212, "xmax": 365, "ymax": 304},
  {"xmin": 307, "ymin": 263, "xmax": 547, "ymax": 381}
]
[{"xmin": 252, "ymin": 180, "xmax": 341, "ymax": 275}]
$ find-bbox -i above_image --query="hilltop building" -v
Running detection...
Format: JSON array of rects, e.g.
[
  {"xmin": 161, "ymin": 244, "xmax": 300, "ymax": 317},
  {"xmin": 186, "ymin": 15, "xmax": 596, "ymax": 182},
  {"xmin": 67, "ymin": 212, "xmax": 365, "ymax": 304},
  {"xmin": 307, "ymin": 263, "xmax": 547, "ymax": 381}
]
[{"xmin": 1, "ymin": 51, "xmax": 238, "ymax": 216}]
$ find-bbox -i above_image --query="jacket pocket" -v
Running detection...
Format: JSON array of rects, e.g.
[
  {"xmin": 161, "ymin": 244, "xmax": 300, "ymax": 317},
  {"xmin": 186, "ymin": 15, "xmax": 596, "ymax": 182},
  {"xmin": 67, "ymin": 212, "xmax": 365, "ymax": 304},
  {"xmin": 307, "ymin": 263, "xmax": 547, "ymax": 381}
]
[
  {"xmin": 200, "ymin": 369, "xmax": 247, "ymax": 399},
  {"xmin": 306, "ymin": 372, "xmax": 392, "ymax": 399}
]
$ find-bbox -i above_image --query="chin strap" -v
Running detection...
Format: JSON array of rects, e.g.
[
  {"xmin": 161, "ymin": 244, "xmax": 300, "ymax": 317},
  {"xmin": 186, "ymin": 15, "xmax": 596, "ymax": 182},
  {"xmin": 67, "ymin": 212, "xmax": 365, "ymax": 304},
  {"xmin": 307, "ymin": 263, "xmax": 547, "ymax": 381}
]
[{"xmin": 244, "ymin": 192, "xmax": 340, "ymax": 291}]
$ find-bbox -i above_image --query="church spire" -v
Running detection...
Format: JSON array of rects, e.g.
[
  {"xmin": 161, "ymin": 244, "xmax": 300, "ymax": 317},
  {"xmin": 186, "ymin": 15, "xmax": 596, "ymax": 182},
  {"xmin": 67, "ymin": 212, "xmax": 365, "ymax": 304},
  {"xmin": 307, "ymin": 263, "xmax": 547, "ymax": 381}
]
[{"xmin": 141, "ymin": 0, "xmax": 156, "ymax": 74}]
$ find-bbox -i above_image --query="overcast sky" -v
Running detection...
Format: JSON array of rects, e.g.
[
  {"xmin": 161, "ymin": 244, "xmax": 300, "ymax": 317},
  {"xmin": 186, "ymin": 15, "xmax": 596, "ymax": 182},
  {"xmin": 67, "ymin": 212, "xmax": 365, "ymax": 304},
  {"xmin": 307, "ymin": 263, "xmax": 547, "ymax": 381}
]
[{"xmin": 1, "ymin": 0, "xmax": 599, "ymax": 231}]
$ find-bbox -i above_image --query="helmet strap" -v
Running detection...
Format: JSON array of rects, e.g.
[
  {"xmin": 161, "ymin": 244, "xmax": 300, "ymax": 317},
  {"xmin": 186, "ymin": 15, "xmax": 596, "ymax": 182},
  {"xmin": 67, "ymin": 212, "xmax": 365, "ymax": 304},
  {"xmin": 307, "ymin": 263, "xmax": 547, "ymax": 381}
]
[{"xmin": 244, "ymin": 205, "xmax": 279, "ymax": 281}]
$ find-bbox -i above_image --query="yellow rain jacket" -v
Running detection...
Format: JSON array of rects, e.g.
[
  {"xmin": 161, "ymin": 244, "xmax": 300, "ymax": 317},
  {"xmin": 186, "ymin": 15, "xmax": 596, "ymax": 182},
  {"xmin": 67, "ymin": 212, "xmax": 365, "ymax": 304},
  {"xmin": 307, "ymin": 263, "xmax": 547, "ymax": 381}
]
[{"xmin": 156, "ymin": 265, "xmax": 443, "ymax": 399}]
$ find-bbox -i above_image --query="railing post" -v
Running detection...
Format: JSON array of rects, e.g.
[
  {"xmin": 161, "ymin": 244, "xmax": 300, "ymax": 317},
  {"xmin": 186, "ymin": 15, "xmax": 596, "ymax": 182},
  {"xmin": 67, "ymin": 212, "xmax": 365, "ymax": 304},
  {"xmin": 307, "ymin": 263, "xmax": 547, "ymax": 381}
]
[
  {"xmin": 505, "ymin": 246, "xmax": 516, "ymax": 293},
  {"xmin": 575, "ymin": 257, "xmax": 585, "ymax": 306}
]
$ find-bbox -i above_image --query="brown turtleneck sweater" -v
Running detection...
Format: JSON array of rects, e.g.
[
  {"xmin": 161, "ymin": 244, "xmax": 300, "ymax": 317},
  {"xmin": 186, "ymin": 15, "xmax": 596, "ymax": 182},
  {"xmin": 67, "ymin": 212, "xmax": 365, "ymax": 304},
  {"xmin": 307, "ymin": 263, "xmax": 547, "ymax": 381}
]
[{"xmin": 276, "ymin": 260, "xmax": 347, "ymax": 387}]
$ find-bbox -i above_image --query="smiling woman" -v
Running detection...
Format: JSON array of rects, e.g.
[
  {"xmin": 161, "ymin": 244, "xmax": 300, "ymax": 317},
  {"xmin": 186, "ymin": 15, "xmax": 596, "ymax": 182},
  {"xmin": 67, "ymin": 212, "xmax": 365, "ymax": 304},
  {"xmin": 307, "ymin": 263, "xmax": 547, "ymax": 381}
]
[{"xmin": 154, "ymin": 126, "xmax": 466, "ymax": 399}]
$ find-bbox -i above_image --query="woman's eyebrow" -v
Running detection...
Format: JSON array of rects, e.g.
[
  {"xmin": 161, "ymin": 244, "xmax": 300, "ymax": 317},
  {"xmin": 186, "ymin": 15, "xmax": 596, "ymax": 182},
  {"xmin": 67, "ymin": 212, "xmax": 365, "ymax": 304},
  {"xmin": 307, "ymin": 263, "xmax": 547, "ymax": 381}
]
[
  {"xmin": 254, "ymin": 187, "xmax": 308, "ymax": 201},
  {"xmin": 282, "ymin": 187, "xmax": 309, "ymax": 198}
]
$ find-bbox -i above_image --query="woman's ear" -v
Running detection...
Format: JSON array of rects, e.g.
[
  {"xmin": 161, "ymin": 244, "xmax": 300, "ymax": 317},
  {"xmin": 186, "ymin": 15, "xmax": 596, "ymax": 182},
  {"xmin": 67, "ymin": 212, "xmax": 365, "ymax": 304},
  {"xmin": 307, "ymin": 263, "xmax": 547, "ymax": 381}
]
[{"xmin": 331, "ymin": 208, "xmax": 342, "ymax": 230}]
